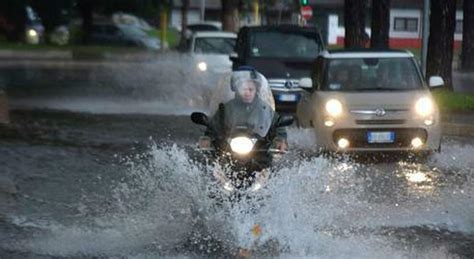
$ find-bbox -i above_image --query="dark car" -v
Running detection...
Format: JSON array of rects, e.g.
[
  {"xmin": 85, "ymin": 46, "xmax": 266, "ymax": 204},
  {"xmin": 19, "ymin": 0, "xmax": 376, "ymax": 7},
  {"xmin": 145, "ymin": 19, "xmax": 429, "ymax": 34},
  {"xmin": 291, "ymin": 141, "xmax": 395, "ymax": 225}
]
[{"xmin": 230, "ymin": 25, "xmax": 325, "ymax": 112}]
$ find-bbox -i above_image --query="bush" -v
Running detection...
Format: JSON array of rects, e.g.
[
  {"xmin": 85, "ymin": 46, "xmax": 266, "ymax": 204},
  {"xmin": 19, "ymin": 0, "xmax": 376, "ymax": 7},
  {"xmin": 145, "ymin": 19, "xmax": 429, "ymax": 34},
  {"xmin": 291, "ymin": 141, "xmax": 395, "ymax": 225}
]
[{"xmin": 432, "ymin": 89, "xmax": 474, "ymax": 112}]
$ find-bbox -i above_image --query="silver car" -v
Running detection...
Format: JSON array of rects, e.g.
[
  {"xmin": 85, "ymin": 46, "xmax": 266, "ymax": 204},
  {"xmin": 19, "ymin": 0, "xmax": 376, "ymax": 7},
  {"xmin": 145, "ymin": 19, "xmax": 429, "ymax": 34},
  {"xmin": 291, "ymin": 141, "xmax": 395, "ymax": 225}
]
[{"xmin": 296, "ymin": 50, "xmax": 443, "ymax": 152}]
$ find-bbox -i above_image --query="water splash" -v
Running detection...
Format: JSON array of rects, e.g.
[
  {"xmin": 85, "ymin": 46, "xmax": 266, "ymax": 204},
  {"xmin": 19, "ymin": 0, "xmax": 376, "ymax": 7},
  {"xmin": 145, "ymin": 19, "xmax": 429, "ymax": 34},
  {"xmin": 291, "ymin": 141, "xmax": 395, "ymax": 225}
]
[
  {"xmin": 9, "ymin": 53, "xmax": 233, "ymax": 115},
  {"xmin": 4, "ymin": 136, "xmax": 474, "ymax": 257}
]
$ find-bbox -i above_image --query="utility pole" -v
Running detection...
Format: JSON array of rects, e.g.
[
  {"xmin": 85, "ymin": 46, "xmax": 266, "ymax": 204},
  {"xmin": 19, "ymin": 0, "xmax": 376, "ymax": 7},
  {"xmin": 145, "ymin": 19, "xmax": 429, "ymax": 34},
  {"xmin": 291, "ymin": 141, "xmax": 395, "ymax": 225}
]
[{"xmin": 421, "ymin": 0, "xmax": 430, "ymax": 76}]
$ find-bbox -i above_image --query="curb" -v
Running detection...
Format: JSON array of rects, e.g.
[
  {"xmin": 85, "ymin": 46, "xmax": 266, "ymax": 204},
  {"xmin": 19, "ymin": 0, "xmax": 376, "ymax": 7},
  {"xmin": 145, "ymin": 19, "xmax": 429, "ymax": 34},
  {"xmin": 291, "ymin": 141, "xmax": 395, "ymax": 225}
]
[
  {"xmin": 0, "ymin": 49, "xmax": 165, "ymax": 62},
  {"xmin": 0, "ymin": 50, "xmax": 72, "ymax": 60},
  {"xmin": 0, "ymin": 91, "xmax": 9, "ymax": 124}
]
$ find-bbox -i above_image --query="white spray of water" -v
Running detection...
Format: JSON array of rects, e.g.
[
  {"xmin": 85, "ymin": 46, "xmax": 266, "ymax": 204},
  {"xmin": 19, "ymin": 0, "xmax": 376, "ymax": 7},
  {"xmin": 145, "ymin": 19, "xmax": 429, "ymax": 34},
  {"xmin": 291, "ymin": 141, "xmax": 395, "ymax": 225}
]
[
  {"xmin": 6, "ymin": 134, "xmax": 474, "ymax": 257},
  {"xmin": 11, "ymin": 53, "xmax": 234, "ymax": 115}
]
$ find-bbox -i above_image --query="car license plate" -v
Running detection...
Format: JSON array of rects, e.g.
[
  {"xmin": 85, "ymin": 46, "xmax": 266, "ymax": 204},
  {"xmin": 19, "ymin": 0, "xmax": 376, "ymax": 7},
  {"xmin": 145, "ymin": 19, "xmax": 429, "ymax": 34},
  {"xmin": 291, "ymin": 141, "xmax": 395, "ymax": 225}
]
[
  {"xmin": 278, "ymin": 94, "xmax": 297, "ymax": 102},
  {"xmin": 367, "ymin": 131, "xmax": 395, "ymax": 143}
]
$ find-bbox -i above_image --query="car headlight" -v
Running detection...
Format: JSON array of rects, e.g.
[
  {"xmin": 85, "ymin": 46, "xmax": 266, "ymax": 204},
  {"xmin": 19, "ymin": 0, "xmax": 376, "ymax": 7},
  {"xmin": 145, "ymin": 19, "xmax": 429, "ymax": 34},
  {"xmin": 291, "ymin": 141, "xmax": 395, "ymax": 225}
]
[
  {"xmin": 28, "ymin": 29, "xmax": 38, "ymax": 38},
  {"xmin": 197, "ymin": 61, "xmax": 207, "ymax": 72},
  {"xmin": 230, "ymin": 136, "xmax": 254, "ymax": 155},
  {"xmin": 26, "ymin": 29, "xmax": 40, "ymax": 44},
  {"xmin": 325, "ymin": 99, "xmax": 343, "ymax": 117},
  {"xmin": 415, "ymin": 97, "xmax": 434, "ymax": 116}
]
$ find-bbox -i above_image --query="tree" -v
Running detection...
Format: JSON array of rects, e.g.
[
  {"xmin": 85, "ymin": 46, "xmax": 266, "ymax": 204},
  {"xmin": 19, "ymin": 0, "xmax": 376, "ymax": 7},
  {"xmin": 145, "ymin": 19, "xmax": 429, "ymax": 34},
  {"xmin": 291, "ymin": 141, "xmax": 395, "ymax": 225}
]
[
  {"xmin": 29, "ymin": 0, "xmax": 75, "ymax": 42},
  {"xmin": 76, "ymin": 0, "xmax": 95, "ymax": 44},
  {"xmin": 221, "ymin": 0, "xmax": 240, "ymax": 32},
  {"xmin": 461, "ymin": 0, "xmax": 474, "ymax": 71},
  {"xmin": 344, "ymin": 0, "xmax": 368, "ymax": 48},
  {"xmin": 180, "ymin": 0, "xmax": 189, "ymax": 41},
  {"xmin": 0, "ymin": 0, "xmax": 28, "ymax": 41},
  {"xmin": 370, "ymin": 0, "xmax": 390, "ymax": 48},
  {"xmin": 426, "ymin": 0, "xmax": 457, "ymax": 90}
]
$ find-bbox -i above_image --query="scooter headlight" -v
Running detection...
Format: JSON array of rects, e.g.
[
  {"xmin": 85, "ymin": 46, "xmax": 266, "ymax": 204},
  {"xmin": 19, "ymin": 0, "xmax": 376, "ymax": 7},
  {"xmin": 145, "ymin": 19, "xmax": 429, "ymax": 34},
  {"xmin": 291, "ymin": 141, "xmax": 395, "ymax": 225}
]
[
  {"xmin": 325, "ymin": 99, "xmax": 343, "ymax": 117},
  {"xmin": 230, "ymin": 136, "xmax": 254, "ymax": 155},
  {"xmin": 415, "ymin": 97, "xmax": 434, "ymax": 117}
]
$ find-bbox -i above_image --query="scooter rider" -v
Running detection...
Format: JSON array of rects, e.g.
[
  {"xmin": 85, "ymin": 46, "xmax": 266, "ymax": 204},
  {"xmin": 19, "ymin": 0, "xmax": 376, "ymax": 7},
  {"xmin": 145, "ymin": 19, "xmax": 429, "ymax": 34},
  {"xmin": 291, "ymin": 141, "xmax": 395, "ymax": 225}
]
[{"xmin": 202, "ymin": 66, "xmax": 288, "ymax": 151}]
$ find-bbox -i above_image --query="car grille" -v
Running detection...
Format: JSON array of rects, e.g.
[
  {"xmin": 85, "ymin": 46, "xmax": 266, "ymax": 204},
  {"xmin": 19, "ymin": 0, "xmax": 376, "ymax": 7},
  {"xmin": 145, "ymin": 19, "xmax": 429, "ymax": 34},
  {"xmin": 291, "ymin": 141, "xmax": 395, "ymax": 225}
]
[
  {"xmin": 355, "ymin": 119, "xmax": 406, "ymax": 125},
  {"xmin": 268, "ymin": 79, "xmax": 300, "ymax": 89},
  {"xmin": 333, "ymin": 128, "xmax": 427, "ymax": 148}
]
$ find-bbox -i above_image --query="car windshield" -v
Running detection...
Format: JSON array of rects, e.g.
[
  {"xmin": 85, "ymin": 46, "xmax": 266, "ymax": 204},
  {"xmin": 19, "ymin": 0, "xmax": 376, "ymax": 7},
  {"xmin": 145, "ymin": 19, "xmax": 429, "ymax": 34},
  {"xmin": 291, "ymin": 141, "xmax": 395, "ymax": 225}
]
[
  {"xmin": 194, "ymin": 37, "xmax": 236, "ymax": 54},
  {"xmin": 323, "ymin": 57, "xmax": 424, "ymax": 91},
  {"xmin": 249, "ymin": 31, "xmax": 322, "ymax": 58}
]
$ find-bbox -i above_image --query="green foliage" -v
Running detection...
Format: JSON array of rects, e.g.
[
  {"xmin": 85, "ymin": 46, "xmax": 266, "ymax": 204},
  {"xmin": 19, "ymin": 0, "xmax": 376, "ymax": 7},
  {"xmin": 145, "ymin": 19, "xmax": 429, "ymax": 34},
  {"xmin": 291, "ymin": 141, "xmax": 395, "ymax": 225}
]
[
  {"xmin": 432, "ymin": 89, "xmax": 474, "ymax": 112},
  {"xmin": 146, "ymin": 27, "xmax": 179, "ymax": 48}
]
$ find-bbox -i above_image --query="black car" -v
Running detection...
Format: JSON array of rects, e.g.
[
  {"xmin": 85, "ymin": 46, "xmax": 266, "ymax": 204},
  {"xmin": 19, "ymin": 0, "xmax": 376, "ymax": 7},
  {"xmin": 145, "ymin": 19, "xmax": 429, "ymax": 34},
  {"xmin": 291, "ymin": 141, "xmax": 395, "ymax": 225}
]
[{"xmin": 230, "ymin": 25, "xmax": 325, "ymax": 112}]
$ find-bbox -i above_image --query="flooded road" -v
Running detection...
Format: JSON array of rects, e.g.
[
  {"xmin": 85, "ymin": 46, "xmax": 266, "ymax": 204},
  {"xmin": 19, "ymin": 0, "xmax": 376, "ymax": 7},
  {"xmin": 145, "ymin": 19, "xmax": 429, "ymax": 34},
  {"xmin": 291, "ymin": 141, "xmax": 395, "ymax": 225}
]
[
  {"xmin": 1, "ymin": 58, "xmax": 473, "ymax": 258},
  {"xmin": 1, "ymin": 110, "xmax": 473, "ymax": 258}
]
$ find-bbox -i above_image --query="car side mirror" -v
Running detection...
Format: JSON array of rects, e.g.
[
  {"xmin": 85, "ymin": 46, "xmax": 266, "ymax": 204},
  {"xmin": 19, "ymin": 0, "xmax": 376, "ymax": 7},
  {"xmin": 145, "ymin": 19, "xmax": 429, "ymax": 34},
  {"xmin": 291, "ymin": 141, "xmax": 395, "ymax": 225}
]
[
  {"xmin": 299, "ymin": 77, "xmax": 313, "ymax": 90},
  {"xmin": 429, "ymin": 76, "xmax": 444, "ymax": 88},
  {"xmin": 229, "ymin": 52, "xmax": 239, "ymax": 62},
  {"xmin": 191, "ymin": 112, "xmax": 209, "ymax": 126},
  {"xmin": 276, "ymin": 115, "xmax": 294, "ymax": 127}
]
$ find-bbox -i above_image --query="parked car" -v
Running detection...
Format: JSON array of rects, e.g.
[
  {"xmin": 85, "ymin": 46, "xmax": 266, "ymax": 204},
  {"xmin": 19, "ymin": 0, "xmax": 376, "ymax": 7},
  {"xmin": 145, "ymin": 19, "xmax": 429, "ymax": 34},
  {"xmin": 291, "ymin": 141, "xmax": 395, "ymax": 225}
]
[
  {"xmin": 112, "ymin": 12, "xmax": 153, "ymax": 31},
  {"xmin": 230, "ymin": 25, "xmax": 325, "ymax": 112},
  {"xmin": 296, "ymin": 49, "xmax": 443, "ymax": 153},
  {"xmin": 90, "ymin": 23, "xmax": 160, "ymax": 50},
  {"xmin": 0, "ymin": 4, "xmax": 44, "ymax": 44}
]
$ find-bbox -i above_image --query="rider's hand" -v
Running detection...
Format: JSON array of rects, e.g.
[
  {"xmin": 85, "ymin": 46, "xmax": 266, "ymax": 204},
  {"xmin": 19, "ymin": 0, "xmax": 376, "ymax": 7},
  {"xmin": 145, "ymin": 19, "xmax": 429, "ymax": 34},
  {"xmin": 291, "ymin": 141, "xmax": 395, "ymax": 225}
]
[
  {"xmin": 198, "ymin": 136, "xmax": 211, "ymax": 149},
  {"xmin": 274, "ymin": 138, "xmax": 288, "ymax": 152}
]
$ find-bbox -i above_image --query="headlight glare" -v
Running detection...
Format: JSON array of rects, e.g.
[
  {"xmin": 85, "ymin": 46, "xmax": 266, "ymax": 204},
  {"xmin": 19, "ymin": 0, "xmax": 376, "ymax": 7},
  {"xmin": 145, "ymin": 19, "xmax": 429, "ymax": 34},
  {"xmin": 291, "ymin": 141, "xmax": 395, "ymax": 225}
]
[
  {"xmin": 28, "ymin": 29, "xmax": 38, "ymax": 37},
  {"xmin": 415, "ymin": 97, "xmax": 434, "ymax": 117},
  {"xmin": 325, "ymin": 99, "xmax": 343, "ymax": 117},
  {"xmin": 197, "ymin": 61, "xmax": 207, "ymax": 71},
  {"xmin": 230, "ymin": 136, "xmax": 254, "ymax": 155}
]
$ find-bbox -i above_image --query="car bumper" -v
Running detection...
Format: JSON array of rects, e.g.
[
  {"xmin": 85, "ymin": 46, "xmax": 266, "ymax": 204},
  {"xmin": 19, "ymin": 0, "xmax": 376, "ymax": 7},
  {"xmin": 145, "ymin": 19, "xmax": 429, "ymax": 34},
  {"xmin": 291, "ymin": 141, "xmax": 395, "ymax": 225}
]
[{"xmin": 314, "ymin": 116, "xmax": 441, "ymax": 152}]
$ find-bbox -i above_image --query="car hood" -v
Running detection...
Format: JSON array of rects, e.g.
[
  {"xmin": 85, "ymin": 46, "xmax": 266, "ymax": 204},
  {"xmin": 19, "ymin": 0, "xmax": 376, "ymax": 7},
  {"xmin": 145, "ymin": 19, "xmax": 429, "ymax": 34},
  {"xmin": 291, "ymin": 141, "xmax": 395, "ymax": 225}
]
[
  {"xmin": 318, "ymin": 90, "xmax": 435, "ymax": 110},
  {"xmin": 245, "ymin": 57, "xmax": 313, "ymax": 79}
]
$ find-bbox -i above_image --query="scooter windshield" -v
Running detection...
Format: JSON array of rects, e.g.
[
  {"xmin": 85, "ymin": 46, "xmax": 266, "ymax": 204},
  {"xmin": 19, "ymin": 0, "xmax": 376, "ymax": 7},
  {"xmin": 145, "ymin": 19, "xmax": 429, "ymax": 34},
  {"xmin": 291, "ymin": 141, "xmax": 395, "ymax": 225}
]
[{"xmin": 211, "ymin": 70, "xmax": 275, "ymax": 138}]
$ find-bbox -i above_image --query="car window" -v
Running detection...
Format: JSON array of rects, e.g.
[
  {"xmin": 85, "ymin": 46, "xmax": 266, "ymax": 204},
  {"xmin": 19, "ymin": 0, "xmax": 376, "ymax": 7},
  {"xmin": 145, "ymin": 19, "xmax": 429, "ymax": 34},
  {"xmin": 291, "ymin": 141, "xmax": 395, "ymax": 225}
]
[
  {"xmin": 249, "ymin": 31, "xmax": 322, "ymax": 58},
  {"xmin": 104, "ymin": 25, "xmax": 120, "ymax": 35},
  {"xmin": 323, "ymin": 57, "xmax": 423, "ymax": 91},
  {"xmin": 194, "ymin": 37, "xmax": 236, "ymax": 54},
  {"xmin": 120, "ymin": 26, "xmax": 146, "ymax": 38},
  {"xmin": 92, "ymin": 25, "xmax": 104, "ymax": 34}
]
